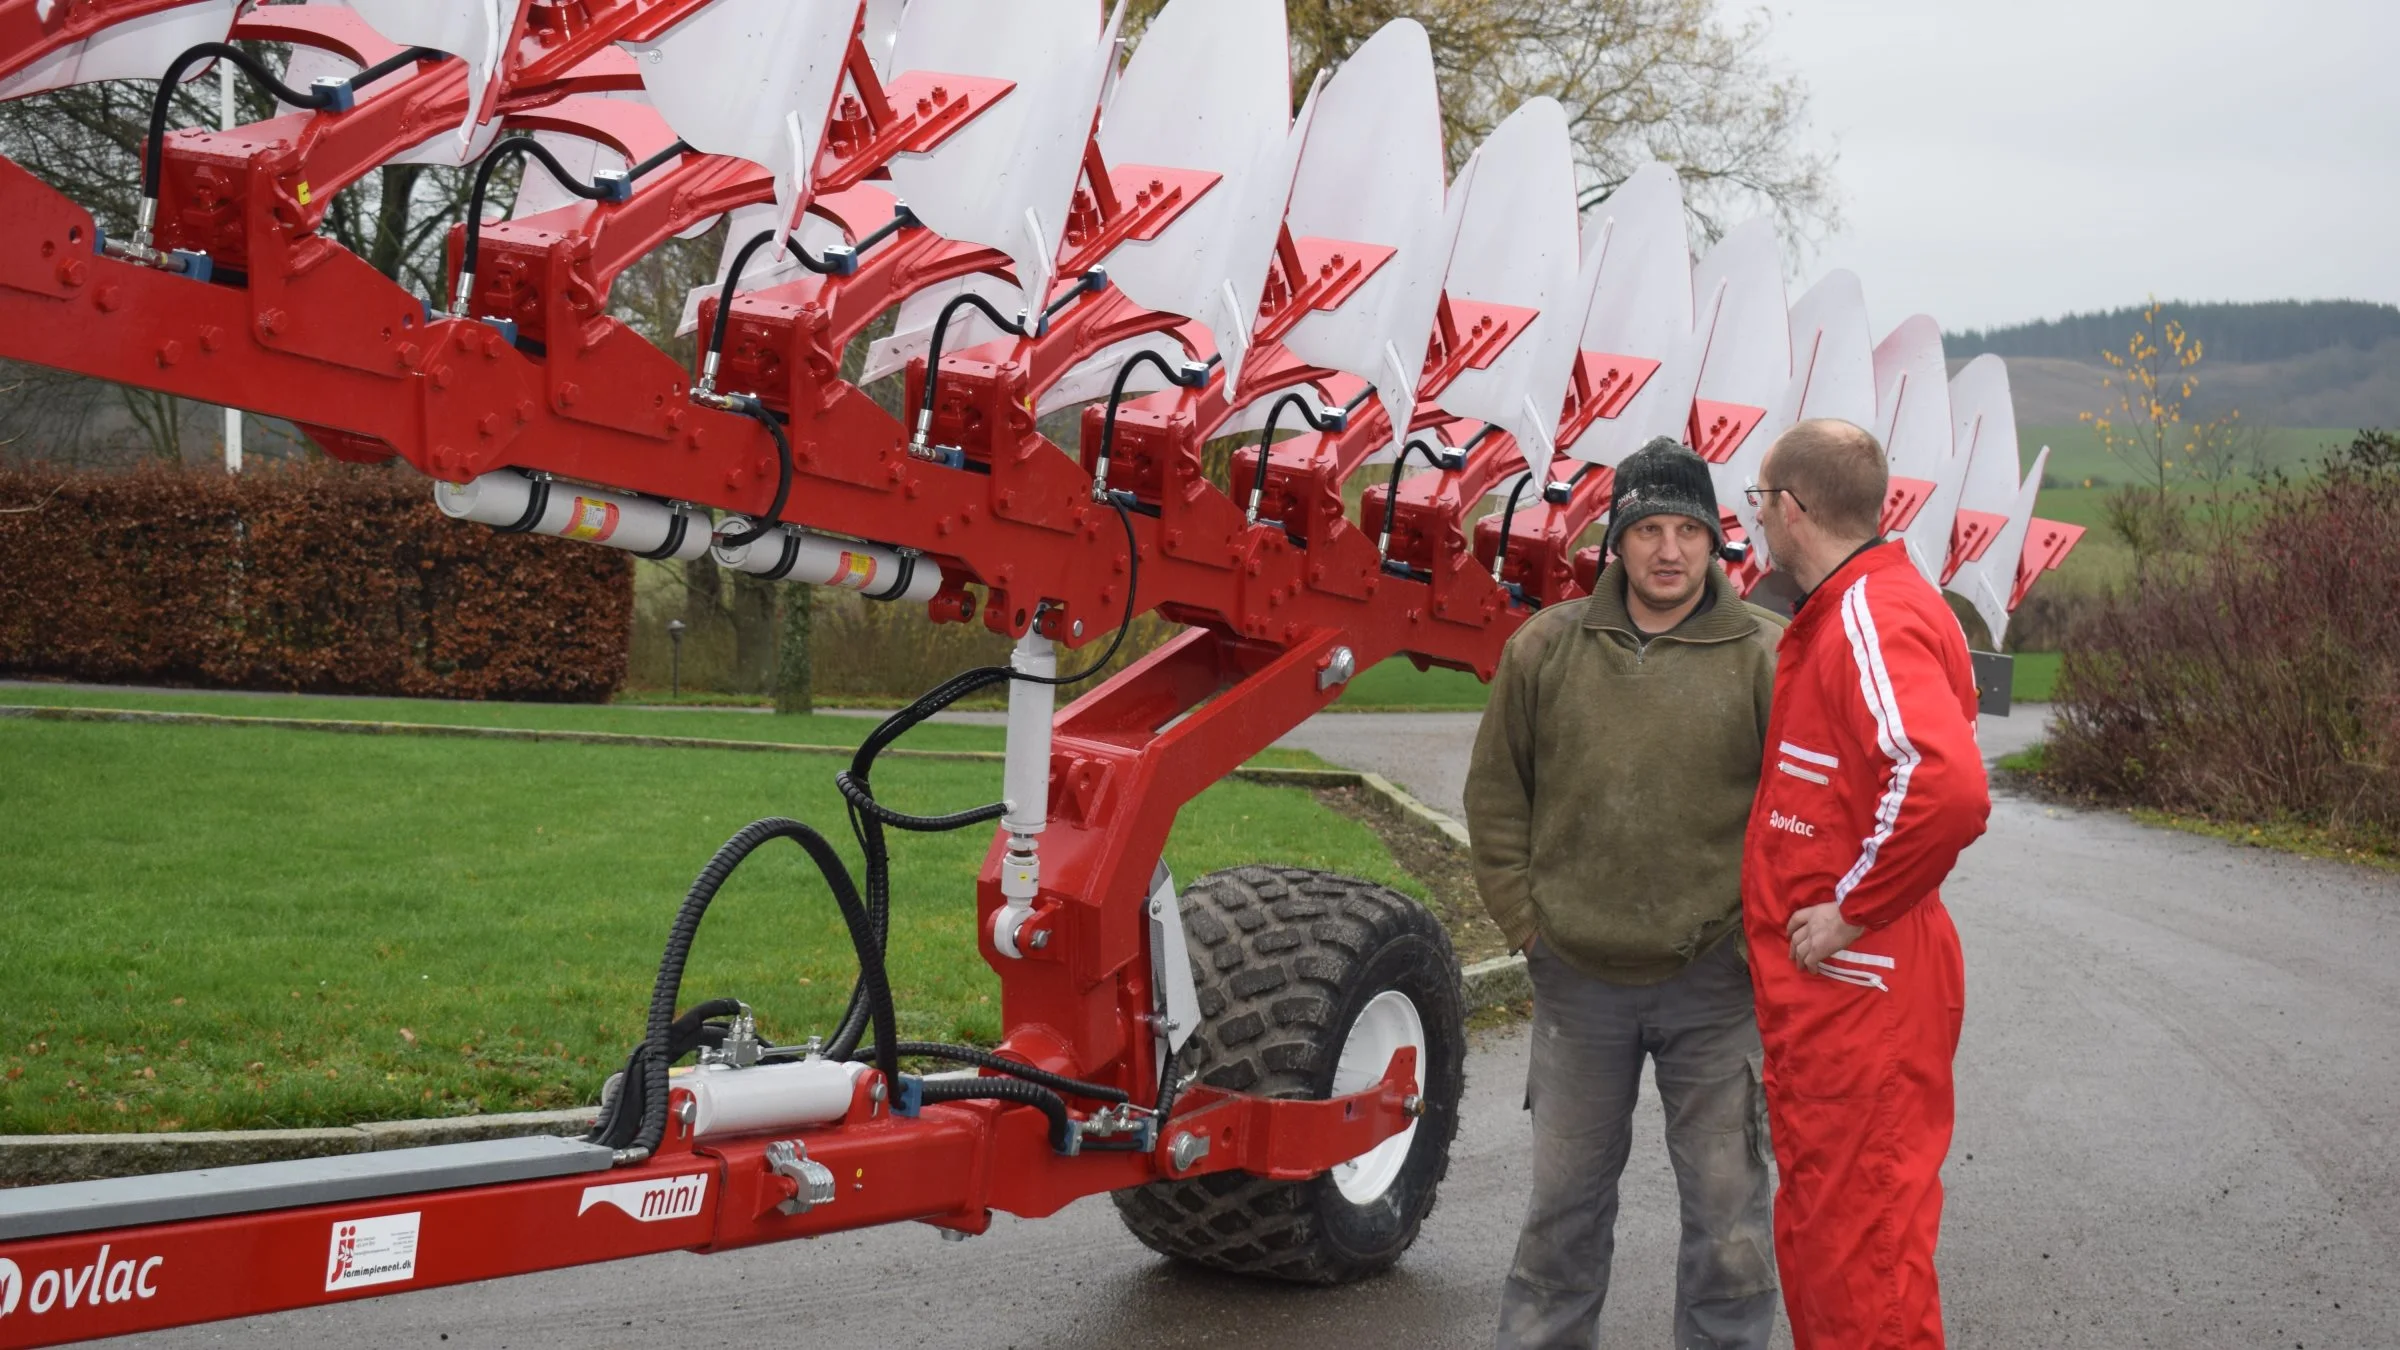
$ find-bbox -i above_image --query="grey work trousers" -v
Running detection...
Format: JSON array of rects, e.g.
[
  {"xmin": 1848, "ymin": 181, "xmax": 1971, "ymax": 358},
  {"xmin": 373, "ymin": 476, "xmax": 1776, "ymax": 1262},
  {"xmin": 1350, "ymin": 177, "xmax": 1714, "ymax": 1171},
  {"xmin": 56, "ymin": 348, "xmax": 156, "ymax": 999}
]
[{"xmin": 1496, "ymin": 935, "xmax": 1777, "ymax": 1350}]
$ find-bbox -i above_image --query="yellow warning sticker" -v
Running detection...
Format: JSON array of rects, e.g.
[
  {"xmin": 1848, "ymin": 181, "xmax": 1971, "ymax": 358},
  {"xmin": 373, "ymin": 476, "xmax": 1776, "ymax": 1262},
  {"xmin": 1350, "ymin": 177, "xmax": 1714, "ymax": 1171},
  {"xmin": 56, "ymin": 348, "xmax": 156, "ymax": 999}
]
[
  {"xmin": 563, "ymin": 496, "xmax": 620, "ymax": 542},
  {"xmin": 296, "ymin": 181, "xmax": 312, "ymax": 206},
  {"xmin": 832, "ymin": 550, "xmax": 878, "ymax": 590}
]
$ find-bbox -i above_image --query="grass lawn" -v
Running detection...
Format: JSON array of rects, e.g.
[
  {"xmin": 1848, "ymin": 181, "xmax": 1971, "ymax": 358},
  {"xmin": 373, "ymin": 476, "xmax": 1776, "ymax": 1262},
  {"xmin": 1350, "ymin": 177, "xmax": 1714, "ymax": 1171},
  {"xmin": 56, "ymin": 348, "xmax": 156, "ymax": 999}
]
[
  {"xmin": 2011, "ymin": 651, "xmax": 2061, "ymax": 703},
  {"xmin": 2016, "ymin": 425, "xmax": 2351, "ymax": 594},
  {"xmin": 1332, "ymin": 657, "xmax": 1492, "ymax": 711},
  {"xmin": 2018, "ymin": 424, "xmax": 2349, "ymax": 490},
  {"xmin": 0, "ymin": 718, "xmax": 1412, "ymax": 1134}
]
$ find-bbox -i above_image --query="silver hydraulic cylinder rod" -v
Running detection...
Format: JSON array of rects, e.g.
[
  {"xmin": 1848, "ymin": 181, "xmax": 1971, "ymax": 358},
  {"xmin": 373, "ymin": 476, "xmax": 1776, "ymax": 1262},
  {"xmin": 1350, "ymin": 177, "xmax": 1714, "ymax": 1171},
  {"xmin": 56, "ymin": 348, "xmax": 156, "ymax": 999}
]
[
  {"xmin": 993, "ymin": 631, "xmax": 1054, "ymax": 959},
  {"xmin": 433, "ymin": 472, "xmax": 711, "ymax": 561},
  {"xmin": 712, "ymin": 518, "xmax": 944, "ymax": 604}
]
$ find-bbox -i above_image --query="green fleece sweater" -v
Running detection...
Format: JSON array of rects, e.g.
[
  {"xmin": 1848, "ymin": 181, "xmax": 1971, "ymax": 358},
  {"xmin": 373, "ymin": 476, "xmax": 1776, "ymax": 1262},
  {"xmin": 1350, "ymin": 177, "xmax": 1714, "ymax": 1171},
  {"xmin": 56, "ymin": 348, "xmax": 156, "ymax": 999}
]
[{"xmin": 1464, "ymin": 561, "xmax": 1786, "ymax": 985}]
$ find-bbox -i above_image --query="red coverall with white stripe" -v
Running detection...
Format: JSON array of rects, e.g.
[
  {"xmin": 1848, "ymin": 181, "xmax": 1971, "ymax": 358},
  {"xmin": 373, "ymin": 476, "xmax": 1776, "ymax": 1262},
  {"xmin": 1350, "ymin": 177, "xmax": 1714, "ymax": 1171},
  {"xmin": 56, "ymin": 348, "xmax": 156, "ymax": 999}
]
[{"xmin": 1741, "ymin": 540, "xmax": 1990, "ymax": 1349}]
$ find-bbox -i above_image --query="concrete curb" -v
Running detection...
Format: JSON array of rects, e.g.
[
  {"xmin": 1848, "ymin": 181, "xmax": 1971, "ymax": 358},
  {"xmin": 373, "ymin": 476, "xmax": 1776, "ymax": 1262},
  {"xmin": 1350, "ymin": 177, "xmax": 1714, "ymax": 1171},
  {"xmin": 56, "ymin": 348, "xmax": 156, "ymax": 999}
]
[
  {"xmin": 0, "ymin": 704, "xmax": 1006, "ymax": 763},
  {"xmin": 1355, "ymin": 771, "xmax": 1474, "ymax": 850},
  {"xmin": 1460, "ymin": 952, "xmax": 1532, "ymax": 1011},
  {"xmin": 1344, "ymin": 781, "xmax": 1531, "ymax": 1014},
  {"xmin": 1, "ymin": 715, "xmax": 1513, "ymax": 1186}
]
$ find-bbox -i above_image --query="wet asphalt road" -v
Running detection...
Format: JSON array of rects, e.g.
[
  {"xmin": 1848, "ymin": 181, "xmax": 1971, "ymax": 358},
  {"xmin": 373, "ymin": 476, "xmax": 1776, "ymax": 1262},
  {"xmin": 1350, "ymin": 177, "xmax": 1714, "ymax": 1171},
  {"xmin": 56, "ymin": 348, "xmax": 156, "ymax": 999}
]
[{"xmin": 101, "ymin": 711, "xmax": 2400, "ymax": 1349}]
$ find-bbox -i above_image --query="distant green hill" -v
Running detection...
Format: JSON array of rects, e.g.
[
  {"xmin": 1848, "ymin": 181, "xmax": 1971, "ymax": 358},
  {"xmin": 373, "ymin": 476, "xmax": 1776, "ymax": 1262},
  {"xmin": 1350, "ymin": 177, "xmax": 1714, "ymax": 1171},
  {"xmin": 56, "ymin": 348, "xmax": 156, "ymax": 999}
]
[{"xmin": 1947, "ymin": 300, "xmax": 2400, "ymax": 365}]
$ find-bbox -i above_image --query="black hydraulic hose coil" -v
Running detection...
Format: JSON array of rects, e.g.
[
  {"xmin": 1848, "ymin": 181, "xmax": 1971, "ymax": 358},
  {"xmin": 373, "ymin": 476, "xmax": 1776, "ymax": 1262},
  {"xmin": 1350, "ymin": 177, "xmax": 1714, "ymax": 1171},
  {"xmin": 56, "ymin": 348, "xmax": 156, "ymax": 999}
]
[
  {"xmin": 705, "ymin": 226, "xmax": 869, "ymax": 370},
  {"xmin": 589, "ymin": 997, "xmax": 749, "ymax": 1148},
  {"xmin": 834, "ymin": 772, "xmax": 1009, "ymax": 833},
  {"xmin": 823, "ymin": 663, "xmax": 1013, "ymax": 1060},
  {"xmin": 607, "ymin": 817, "xmax": 898, "ymax": 1160}
]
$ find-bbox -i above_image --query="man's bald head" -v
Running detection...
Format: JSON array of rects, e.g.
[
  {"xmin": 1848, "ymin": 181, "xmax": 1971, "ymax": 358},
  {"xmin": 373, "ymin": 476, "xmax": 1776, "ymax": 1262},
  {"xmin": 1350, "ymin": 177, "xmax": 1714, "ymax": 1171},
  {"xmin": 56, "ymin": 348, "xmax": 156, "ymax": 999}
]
[{"xmin": 1763, "ymin": 418, "xmax": 1888, "ymax": 541}]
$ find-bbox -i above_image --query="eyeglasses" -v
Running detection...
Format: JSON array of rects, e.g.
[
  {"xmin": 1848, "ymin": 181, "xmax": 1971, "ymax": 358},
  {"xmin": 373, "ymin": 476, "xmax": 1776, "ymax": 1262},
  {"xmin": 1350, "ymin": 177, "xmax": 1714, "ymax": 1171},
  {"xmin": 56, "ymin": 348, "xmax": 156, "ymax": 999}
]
[{"xmin": 1743, "ymin": 482, "xmax": 1807, "ymax": 512}]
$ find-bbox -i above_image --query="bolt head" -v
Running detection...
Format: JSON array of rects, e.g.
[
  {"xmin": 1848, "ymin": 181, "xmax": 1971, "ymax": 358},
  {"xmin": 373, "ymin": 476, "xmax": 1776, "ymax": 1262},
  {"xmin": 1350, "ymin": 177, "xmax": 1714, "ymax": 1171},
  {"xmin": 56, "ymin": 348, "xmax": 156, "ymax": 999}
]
[{"xmin": 1168, "ymin": 1130, "xmax": 1210, "ymax": 1173}]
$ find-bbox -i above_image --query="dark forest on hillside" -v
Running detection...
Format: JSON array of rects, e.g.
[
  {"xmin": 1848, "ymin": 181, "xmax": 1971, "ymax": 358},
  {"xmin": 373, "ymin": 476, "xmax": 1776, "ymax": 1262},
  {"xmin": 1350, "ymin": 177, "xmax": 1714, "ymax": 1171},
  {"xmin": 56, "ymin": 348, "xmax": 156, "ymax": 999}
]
[{"xmin": 1948, "ymin": 300, "xmax": 2400, "ymax": 365}]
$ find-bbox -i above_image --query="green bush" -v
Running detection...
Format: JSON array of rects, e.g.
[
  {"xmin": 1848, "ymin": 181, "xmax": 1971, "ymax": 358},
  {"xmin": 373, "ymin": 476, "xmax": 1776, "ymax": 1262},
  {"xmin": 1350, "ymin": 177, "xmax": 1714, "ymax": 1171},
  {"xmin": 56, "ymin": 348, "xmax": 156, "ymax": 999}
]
[{"xmin": 2045, "ymin": 431, "xmax": 2400, "ymax": 846}]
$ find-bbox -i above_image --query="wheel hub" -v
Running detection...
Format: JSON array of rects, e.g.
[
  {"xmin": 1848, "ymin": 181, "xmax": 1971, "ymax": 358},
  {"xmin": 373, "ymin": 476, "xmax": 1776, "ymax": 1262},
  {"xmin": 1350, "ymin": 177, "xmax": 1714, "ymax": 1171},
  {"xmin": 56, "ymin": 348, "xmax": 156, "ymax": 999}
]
[{"xmin": 1328, "ymin": 988, "xmax": 1425, "ymax": 1204}]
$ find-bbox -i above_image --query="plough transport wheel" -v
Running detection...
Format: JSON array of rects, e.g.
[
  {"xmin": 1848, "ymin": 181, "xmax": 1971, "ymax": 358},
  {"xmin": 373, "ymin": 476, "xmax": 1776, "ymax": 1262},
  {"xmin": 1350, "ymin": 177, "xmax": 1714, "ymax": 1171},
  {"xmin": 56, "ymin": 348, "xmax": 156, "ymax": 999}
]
[{"xmin": 1113, "ymin": 866, "xmax": 1467, "ymax": 1283}]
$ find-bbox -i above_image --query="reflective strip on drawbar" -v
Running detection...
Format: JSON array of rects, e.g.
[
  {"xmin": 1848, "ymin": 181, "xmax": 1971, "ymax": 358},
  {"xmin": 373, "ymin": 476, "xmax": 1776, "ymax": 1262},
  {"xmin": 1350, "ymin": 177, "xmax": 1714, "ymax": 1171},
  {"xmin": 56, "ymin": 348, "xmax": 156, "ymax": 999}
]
[{"xmin": 0, "ymin": 1134, "xmax": 615, "ymax": 1241}]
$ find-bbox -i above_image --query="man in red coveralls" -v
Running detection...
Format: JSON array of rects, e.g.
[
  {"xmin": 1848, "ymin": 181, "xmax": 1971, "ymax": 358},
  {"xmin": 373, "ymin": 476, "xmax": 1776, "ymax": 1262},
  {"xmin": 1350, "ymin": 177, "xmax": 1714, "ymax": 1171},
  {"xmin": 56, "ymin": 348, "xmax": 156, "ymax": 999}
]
[{"xmin": 1741, "ymin": 418, "xmax": 1991, "ymax": 1348}]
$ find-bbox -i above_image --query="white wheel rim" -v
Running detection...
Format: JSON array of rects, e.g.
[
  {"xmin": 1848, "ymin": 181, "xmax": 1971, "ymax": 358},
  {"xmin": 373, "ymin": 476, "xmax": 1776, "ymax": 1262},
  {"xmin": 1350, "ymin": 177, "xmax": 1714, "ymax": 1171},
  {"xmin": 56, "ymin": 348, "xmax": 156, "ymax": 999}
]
[{"xmin": 1328, "ymin": 988, "xmax": 1425, "ymax": 1205}]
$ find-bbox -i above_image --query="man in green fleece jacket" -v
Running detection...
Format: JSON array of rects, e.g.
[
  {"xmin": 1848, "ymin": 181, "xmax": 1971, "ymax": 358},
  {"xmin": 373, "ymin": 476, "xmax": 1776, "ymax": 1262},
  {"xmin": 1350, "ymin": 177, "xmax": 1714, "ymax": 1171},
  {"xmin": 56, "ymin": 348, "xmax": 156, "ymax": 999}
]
[{"xmin": 1468, "ymin": 437, "xmax": 1786, "ymax": 1350}]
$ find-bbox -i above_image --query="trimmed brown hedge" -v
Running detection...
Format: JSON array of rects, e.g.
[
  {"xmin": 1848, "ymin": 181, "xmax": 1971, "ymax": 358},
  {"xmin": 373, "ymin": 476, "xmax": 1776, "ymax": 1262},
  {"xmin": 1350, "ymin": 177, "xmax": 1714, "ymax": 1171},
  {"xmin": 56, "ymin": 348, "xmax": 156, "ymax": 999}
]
[{"xmin": 0, "ymin": 463, "xmax": 630, "ymax": 701}]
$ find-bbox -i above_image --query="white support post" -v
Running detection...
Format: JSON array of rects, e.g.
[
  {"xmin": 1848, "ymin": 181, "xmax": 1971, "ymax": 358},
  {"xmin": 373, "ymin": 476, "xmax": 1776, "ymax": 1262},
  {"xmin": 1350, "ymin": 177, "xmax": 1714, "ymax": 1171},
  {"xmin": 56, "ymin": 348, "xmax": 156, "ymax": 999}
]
[{"xmin": 220, "ymin": 58, "xmax": 242, "ymax": 474}]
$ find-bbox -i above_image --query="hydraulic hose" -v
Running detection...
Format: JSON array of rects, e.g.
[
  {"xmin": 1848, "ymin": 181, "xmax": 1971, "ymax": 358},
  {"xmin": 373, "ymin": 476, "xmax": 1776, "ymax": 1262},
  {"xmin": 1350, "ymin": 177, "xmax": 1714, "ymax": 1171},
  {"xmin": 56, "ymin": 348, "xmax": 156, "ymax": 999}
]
[
  {"xmin": 919, "ymin": 1075, "xmax": 1075, "ymax": 1153},
  {"xmin": 834, "ymin": 774, "xmax": 1009, "ymax": 833},
  {"xmin": 715, "ymin": 396, "xmax": 792, "ymax": 551},
  {"xmin": 910, "ymin": 272, "xmax": 1106, "ymax": 458},
  {"xmin": 703, "ymin": 225, "xmax": 876, "ymax": 377},
  {"xmin": 701, "ymin": 208, "xmax": 919, "ymax": 551},
  {"xmin": 841, "ymin": 1042, "xmax": 1129, "ymax": 1105},
  {"xmin": 143, "ymin": 43, "xmax": 441, "ymax": 202},
  {"xmin": 1492, "ymin": 470, "xmax": 1536, "ymax": 581},
  {"xmin": 703, "ymin": 204, "xmax": 919, "ymax": 393},
  {"xmin": 823, "ymin": 664, "xmax": 1013, "ymax": 1059},
  {"xmin": 1378, "ymin": 437, "xmax": 1442, "ymax": 554},
  {"xmin": 1092, "ymin": 349, "xmax": 1215, "ymax": 497},
  {"xmin": 1244, "ymin": 391, "xmax": 1346, "ymax": 524},
  {"xmin": 910, "ymin": 292, "xmax": 1033, "ymax": 456},
  {"xmin": 587, "ymin": 996, "xmax": 745, "ymax": 1148},
  {"xmin": 821, "ymin": 499, "xmax": 1142, "ymax": 1054},
  {"xmin": 595, "ymin": 817, "xmax": 897, "ymax": 1163},
  {"xmin": 457, "ymin": 135, "xmax": 688, "ymax": 308}
]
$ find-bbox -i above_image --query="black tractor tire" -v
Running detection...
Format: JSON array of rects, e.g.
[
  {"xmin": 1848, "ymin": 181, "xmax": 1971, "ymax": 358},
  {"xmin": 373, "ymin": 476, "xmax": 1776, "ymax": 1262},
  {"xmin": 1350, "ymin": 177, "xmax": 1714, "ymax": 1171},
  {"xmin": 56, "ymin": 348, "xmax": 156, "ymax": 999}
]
[{"xmin": 1111, "ymin": 865, "xmax": 1467, "ymax": 1284}]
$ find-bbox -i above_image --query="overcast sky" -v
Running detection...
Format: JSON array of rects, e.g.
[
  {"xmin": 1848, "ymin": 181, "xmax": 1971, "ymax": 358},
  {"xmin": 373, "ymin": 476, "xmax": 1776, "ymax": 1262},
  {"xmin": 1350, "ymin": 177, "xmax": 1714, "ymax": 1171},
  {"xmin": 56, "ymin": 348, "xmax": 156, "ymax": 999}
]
[{"xmin": 1749, "ymin": 0, "xmax": 2400, "ymax": 334}]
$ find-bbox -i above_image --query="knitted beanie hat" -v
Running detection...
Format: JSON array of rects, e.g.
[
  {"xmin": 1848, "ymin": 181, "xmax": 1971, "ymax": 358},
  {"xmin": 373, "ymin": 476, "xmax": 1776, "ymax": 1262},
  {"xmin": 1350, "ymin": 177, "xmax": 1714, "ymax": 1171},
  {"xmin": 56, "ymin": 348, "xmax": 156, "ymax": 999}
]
[{"xmin": 1605, "ymin": 436, "xmax": 1723, "ymax": 556}]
